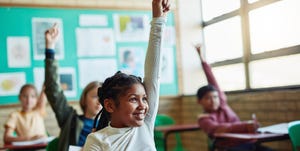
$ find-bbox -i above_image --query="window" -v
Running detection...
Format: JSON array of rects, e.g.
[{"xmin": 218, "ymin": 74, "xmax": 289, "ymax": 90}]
[
  {"xmin": 200, "ymin": 0, "xmax": 300, "ymax": 91},
  {"xmin": 249, "ymin": 0, "xmax": 300, "ymax": 54},
  {"xmin": 204, "ymin": 16, "xmax": 243, "ymax": 63},
  {"xmin": 201, "ymin": 0, "xmax": 240, "ymax": 21}
]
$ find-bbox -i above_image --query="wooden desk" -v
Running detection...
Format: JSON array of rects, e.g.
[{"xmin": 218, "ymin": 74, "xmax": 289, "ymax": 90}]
[
  {"xmin": 0, "ymin": 143, "xmax": 48, "ymax": 150},
  {"xmin": 213, "ymin": 132, "xmax": 290, "ymax": 150},
  {"xmin": 214, "ymin": 132, "xmax": 289, "ymax": 143},
  {"xmin": 154, "ymin": 124, "xmax": 201, "ymax": 151}
]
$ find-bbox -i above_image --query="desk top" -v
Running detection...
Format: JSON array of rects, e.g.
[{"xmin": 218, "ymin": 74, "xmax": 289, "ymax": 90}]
[
  {"xmin": 154, "ymin": 123, "xmax": 200, "ymax": 134},
  {"xmin": 0, "ymin": 142, "xmax": 48, "ymax": 150},
  {"xmin": 214, "ymin": 132, "xmax": 289, "ymax": 143}
]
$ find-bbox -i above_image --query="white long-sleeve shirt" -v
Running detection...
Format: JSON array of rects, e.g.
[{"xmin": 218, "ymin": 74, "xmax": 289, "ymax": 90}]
[{"xmin": 82, "ymin": 17, "xmax": 166, "ymax": 151}]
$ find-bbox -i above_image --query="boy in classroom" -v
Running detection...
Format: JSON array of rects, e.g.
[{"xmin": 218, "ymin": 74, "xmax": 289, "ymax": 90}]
[
  {"xmin": 82, "ymin": 0, "xmax": 170, "ymax": 150},
  {"xmin": 194, "ymin": 44, "xmax": 272, "ymax": 151},
  {"xmin": 44, "ymin": 24, "xmax": 102, "ymax": 150},
  {"xmin": 3, "ymin": 84, "xmax": 47, "ymax": 143}
]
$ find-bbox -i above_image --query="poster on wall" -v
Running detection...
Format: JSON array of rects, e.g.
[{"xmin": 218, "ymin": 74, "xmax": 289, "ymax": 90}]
[
  {"xmin": 160, "ymin": 48, "xmax": 175, "ymax": 84},
  {"xmin": 113, "ymin": 14, "xmax": 150, "ymax": 42},
  {"xmin": 7, "ymin": 36, "xmax": 31, "ymax": 68},
  {"xmin": 32, "ymin": 18, "xmax": 64, "ymax": 60},
  {"xmin": 33, "ymin": 67, "xmax": 77, "ymax": 97},
  {"xmin": 163, "ymin": 26, "xmax": 176, "ymax": 46},
  {"xmin": 76, "ymin": 28, "xmax": 116, "ymax": 57},
  {"xmin": 118, "ymin": 47, "xmax": 145, "ymax": 77},
  {"xmin": 0, "ymin": 72, "xmax": 26, "ymax": 96},
  {"xmin": 79, "ymin": 14, "xmax": 108, "ymax": 26},
  {"xmin": 78, "ymin": 59, "xmax": 117, "ymax": 88}
]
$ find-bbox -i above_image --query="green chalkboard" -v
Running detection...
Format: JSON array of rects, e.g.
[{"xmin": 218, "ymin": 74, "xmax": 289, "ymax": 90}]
[{"xmin": 0, "ymin": 6, "xmax": 178, "ymax": 105}]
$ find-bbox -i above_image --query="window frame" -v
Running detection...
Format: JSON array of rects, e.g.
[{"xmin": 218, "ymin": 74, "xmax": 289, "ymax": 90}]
[{"xmin": 200, "ymin": 0, "xmax": 300, "ymax": 91}]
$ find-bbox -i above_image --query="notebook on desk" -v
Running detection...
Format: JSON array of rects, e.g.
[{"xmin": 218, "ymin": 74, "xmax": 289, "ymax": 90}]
[
  {"xmin": 257, "ymin": 123, "xmax": 288, "ymax": 134},
  {"xmin": 11, "ymin": 136, "xmax": 55, "ymax": 146}
]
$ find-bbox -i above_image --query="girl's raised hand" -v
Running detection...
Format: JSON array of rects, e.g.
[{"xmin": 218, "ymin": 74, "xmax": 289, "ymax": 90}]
[{"xmin": 152, "ymin": 0, "xmax": 171, "ymax": 18}]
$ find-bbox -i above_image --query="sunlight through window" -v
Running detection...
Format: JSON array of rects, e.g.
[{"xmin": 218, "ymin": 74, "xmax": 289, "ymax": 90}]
[
  {"xmin": 204, "ymin": 16, "xmax": 243, "ymax": 63},
  {"xmin": 249, "ymin": 0, "xmax": 300, "ymax": 54},
  {"xmin": 250, "ymin": 54, "xmax": 300, "ymax": 88},
  {"xmin": 201, "ymin": 0, "xmax": 240, "ymax": 21}
]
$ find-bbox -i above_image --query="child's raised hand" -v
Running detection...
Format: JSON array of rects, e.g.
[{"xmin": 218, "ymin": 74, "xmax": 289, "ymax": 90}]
[
  {"xmin": 194, "ymin": 43, "xmax": 206, "ymax": 62},
  {"xmin": 152, "ymin": 0, "xmax": 171, "ymax": 18},
  {"xmin": 45, "ymin": 23, "xmax": 59, "ymax": 49}
]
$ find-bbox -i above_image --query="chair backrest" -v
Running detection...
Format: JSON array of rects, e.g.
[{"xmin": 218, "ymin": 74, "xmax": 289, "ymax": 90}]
[
  {"xmin": 46, "ymin": 137, "xmax": 59, "ymax": 151},
  {"xmin": 154, "ymin": 114, "xmax": 184, "ymax": 151},
  {"xmin": 288, "ymin": 120, "xmax": 300, "ymax": 151}
]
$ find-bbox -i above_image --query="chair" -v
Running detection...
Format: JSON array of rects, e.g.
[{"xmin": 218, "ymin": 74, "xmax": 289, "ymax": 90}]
[
  {"xmin": 154, "ymin": 114, "xmax": 185, "ymax": 151},
  {"xmin": 288, "ymin": 120, "xmax": 300, "ymax": 151},
  {"xmin": 46, "ymin": 137, "xmax": 59, "ymax": 151}
]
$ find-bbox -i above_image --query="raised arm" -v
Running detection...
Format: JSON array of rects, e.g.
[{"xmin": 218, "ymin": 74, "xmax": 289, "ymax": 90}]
[
  {"xmin": 34, "ymin": 85, "xmax": 47, "ymax": 116},
  {"xmin": 44, "ymin": 24, "xmax": 75, "ymax": 128},
  {"xmin": 194, "ymin": 44, "xmax": 227, "ymax": 104},
  {"xmin": 144, "ymin": 0, "xmax": 170, "ymax": 127}
]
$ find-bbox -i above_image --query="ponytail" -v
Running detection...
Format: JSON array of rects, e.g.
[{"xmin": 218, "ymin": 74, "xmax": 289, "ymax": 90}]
[{"xmin": 96, "ymin": 109, "xmax": 110, "ymax": 131}]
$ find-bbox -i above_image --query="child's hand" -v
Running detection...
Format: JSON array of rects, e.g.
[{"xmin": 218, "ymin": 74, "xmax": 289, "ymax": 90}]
[
  {"xmin": 45, "ymin": 23, "xmax": 59, "ymax": 49},
  {"xmin": 197, "ymin": 113, "xmax": 209, "ymax": 119},
  {"xmin": 152, "ymin": 0, "xmax": 171, "ymax": 18},
  {"xmin": 246, "ymin": 120, "xmax": 260, "ymax": 133},
  {"xmin": 194, "ymin": 43, "xmax": 206, "ymax": 62}
]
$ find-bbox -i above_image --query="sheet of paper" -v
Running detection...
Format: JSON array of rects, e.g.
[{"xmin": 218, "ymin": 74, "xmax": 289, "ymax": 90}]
[
  {"xmin": 7, "ymin": 36, "xmax": 31, "ymax": 68},
  {"xmin": 76, "ymin": 28, "xmax": 116, "ymax": 57},
  {"xmin": 33, "ymin": 67, "xmax": 77, "ymax": 97},
  {"xmin": 118, "ymin": 47, "xmax": 145, "ymax": 77},
  {"xmin": 160, "ymin": 47, "xmax": 175, "ymax": 84},
  {"xmin": 69, "ymin": 145, "xmax": 82, "ymax": 151},
  {"xmin": 12, "ymin": 136, "xmax": 55, "ymax": 146},
  {"xmin": 79, "ymin": 14, "xmax": 108, "ymax": 26},
  {"xmin": 0, "ymin": 72, "xmax": 26, "ymax": 96},
  {"xmin": 32, "ymin": 17, "xmax": 64, "ymax": 60},
  {"xmin": 258, "ymin": 123, "xmax": 288, "ymax": 134},
  {"xmin": 114, "ymin": 14, "xmax": 150, "ymax": 42},
  {"xmin": 78, "ymin": 59, "xmax": 117, "ymax": 88}
]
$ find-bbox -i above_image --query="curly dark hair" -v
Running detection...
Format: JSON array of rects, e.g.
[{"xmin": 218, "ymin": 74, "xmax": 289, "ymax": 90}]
[{"xmin": 93, "ymin": 71, "xmax": 144, "ymax": 131}]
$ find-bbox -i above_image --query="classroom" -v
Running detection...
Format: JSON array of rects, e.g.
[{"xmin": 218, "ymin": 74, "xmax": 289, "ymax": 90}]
[{"xmin": 0, "ymin": 0, "xmax": 299, "ymax": 151}]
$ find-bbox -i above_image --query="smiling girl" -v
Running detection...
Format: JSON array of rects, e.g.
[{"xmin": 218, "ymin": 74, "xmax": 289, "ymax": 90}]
[{"xmin": 82, "ymin": 0, "xmax": 171, "ymax": 150}]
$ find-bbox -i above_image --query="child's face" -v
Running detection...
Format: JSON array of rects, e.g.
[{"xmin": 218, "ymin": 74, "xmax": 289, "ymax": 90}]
[
  {"xmin": 85, "ymin": 86, "xmax": 102, "ymax": 117},
  {"xmin": 111, "ymin": 83, "xmax": 148, "ymax": 128},
  {"xmin": 198, "ymin": 91, "xmax": 220, "ymax": 112},
  {"xmin": 19, "ymin": 87, "xmax": 38, "ymax": 112}
]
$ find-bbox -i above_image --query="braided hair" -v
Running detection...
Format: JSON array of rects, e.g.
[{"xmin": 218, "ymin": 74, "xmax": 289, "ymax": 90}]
[{"xmin": 93, "ymin": 71, "xmax": 144, "ymax": 131}]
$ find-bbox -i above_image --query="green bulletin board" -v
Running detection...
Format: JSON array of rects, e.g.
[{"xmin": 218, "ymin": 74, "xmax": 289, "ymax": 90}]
[{"xmin": 0, "ymin": 6, "xmax": 178, "ymax": 105}]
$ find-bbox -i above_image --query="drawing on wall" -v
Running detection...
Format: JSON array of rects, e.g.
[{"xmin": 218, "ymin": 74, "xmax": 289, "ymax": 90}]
[
  {"xmin": 32, "ymin": 18, "xmax": 64, "ymax": 60},
  {"xmin": 58, "ymin": 68, "xmax": 76, "ymax": 97},
  {"xmin": 76, "ymin": 28, "xmax": 116, "ymax": 57},
  {"xmin": 114, "ymin": 14, "xmax": 150, "ymax": 42},
  {"xmin": 160, "ymin": 48, "xmax": 175, "ymax": 84},
  {"xmin": 0, "ymin": 72, "xmax": 26, "ymax": 96},
  {"xmin": 7, "ymin": 36, "xmax": 31, "ymax": 68},
  {"xmin": 78, "ymin": 59, "xmax": 117, "ymax": 88},
  {"xmin": 33, "ymin": 67, "xmax": 77, "ymax": 97},
  {"xmin": 119, "ymin": 47, "xmax": 145, "ymax": 77}
]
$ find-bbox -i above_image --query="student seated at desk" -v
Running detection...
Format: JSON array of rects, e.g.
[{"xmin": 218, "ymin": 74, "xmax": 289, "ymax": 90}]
[
  {"xmin": 194, "ymin": 44, "xmax": 272, "ymax": 151},
  {"xmin": 3, "ymin": 84, "xmax": 47, "ymax": 144},
  {"xmin": 44, "ymin": 24, "xmax": 102, "ymax": 151}
]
